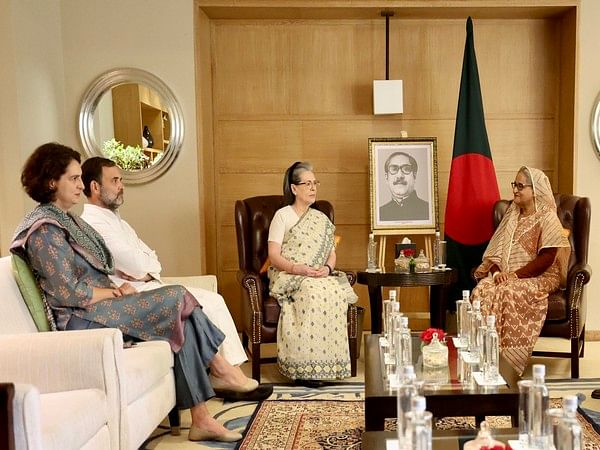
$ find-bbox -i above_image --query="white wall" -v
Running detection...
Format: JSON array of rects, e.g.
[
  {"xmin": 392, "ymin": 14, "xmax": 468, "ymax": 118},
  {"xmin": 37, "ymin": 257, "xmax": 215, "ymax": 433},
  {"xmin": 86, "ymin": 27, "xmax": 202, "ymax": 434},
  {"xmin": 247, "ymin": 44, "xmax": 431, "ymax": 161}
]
[
  {"xmin": 0, "ymin": 0, "xmax": 66, "ymax": 253},
  {"xmin": 576, "ymin": 0, "xmax": 600, "ymax": 331},
  {"xmin": 59, "ymin": 0, "xmax": 202, "ymax": 275}
]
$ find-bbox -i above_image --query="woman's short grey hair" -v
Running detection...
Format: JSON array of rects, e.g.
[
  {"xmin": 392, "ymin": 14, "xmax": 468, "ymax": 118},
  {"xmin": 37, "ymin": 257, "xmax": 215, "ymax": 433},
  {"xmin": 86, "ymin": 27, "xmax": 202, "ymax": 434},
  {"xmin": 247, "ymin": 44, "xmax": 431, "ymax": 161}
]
[{"xmin": 283, "ymin": 161, "xmax": 313, "ymax": 205}]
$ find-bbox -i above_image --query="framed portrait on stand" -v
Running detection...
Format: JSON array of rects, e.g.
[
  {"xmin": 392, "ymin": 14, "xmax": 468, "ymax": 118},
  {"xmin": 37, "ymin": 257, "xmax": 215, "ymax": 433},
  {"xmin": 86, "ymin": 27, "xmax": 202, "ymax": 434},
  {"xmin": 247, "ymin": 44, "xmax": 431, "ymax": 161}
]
[{"xmin": 369, "ymin": 137, "xmax": 439, "ymax": 234}]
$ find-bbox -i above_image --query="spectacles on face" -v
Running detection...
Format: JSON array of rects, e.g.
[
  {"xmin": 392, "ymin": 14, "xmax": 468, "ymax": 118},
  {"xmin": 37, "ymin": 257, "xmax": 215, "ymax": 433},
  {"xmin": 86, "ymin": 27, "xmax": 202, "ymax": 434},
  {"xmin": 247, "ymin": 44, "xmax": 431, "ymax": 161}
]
[
  {"xmin": 511, "ymin": 181, "xmax": 533, "ymax": 191},
  {"xmin": 387, "ymin": 164, "xmax": 414, "ymax": 176},
  {"xmin": 295, "ymin": 180, "xmax": 320, "ymax": 188}
]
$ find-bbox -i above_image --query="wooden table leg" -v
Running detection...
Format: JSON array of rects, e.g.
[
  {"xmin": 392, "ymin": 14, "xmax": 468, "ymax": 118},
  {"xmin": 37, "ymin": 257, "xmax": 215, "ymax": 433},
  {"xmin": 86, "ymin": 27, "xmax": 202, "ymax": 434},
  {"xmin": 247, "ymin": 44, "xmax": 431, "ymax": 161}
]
[
  {"xmin": 368, "ymin": 284, "xmax": 383, "ymax": 334},
  {"xmin": 429, "ymin": 284, "xmax": 448, "ymax": 330}
]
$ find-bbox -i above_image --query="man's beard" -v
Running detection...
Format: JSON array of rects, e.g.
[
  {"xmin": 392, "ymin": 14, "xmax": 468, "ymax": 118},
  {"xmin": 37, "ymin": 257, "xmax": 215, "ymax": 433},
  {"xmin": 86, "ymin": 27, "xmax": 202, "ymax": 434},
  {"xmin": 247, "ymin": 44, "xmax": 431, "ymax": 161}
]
[{"xmin": 99, "ymin": 189, "xmax": 123, "ymax": 211}]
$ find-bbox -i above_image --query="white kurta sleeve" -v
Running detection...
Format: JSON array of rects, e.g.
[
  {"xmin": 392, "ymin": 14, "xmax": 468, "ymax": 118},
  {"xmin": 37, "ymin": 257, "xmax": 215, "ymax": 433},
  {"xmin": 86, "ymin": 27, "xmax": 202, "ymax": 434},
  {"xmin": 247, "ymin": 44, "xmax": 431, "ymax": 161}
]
[{"xmin": 81, "ymin": 206, "xmax": 162, "ymax": 280}]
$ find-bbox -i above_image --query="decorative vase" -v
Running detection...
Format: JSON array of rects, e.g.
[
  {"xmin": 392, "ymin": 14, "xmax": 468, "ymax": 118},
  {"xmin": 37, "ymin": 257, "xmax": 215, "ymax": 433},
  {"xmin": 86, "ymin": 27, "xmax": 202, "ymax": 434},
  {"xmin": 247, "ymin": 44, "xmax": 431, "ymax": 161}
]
[
  {"xmin": 143, "ymin": 125, "xmax": 154, "ymax": 148},
  {"xmin": 422, "ymin": 332, "xmax": 448, "ymax": 368},
  {"xmin": 415, "ymin": 249, "xmax": 430, "ymax": 272},
  {"xmin": 394, "ymin": 251, "xmax": 409, "ymax": 273}
]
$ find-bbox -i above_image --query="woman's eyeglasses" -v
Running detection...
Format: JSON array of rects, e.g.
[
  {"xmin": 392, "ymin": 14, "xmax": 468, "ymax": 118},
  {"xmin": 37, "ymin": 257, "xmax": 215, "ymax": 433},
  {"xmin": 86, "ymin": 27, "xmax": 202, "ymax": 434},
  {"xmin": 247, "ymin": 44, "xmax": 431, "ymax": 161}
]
[
  {"xmin": 387, "ymin": 164, "xmax": 414, "ymax": 175},
  {"xmin": 511, "ymin": 181, "xmax": 533, "ymax": 191},
  {"xmin": 295, "ymin": 180, "xmax": 320, "ymax": 188}
]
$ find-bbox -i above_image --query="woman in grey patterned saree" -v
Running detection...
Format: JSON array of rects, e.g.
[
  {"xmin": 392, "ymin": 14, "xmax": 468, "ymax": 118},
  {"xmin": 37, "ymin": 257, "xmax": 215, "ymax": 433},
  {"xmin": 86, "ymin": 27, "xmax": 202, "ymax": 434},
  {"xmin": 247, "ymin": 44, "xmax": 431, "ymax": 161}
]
[
  {"xmin": 267, "ymin": 162, "xmax": 358, "ymax": 385},
  {"xmin": 11, "ymin": 143, "xmax": 263, "ymax": 443}
]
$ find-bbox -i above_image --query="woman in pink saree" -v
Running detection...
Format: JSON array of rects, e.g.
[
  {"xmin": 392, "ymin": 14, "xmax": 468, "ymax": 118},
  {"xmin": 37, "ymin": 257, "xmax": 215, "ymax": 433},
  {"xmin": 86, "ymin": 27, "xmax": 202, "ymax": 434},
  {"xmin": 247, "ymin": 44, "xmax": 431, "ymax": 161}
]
[{"xmin": 473, "ymin": 166, "xmax": 570, "ymax": 375}]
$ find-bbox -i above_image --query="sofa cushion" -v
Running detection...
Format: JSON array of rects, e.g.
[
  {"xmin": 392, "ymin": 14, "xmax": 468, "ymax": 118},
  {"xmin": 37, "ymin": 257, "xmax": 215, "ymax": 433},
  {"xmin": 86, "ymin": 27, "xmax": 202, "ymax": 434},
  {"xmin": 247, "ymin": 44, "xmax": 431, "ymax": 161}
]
[
  {"xmin": 40, "ymin": 388, "xmax": 108, "ymax": 450},
  {"xmin": 122, "ymin": 341, "xmax": 173, "ymax": 404},
  {"xmin": 11, "ymin": 254, "xmax": 55, "ymax": 332}
]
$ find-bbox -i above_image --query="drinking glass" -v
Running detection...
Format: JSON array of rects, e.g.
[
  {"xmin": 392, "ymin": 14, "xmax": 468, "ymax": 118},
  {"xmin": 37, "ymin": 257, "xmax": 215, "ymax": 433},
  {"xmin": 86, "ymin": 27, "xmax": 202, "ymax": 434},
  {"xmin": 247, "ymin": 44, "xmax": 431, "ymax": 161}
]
[
  {"xmin": 546, "ymin": 408, "xmax": 564, "ymax": 450},
  {"xmin": 459, "ymin": 351, "xmax": 474, "ymax": 386},
  {"xmin": 518, "ymin": 380, "xmax": 533, "ymax": 448},
  {"xmin": 437, "ymin": 240, "xmax": 447, "ymax": 269},
  {"xmin": 457, "ymin": 299, "xmax": 472, "ymax": 347},
  {"xmin": 382, "ymin": 300, "xmax": 392, "ymax": 340}
]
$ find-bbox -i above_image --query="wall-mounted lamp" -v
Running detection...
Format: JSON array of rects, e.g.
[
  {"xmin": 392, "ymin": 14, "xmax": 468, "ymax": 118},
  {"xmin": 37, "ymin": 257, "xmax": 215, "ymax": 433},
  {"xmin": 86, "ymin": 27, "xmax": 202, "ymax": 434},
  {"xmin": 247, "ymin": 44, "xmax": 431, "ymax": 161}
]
[{"xmin": 373, "ymin": 11, "xmax": 404, "ymax": 115}]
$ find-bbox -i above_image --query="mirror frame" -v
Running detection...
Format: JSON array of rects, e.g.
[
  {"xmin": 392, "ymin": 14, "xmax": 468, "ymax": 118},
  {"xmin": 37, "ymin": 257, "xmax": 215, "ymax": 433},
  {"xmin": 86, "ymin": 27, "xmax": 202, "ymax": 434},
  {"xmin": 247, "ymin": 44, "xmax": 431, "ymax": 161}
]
[
  {"xmin": 592, "ymin": 91, "xmax": 600, "ymax": 161},
  {"xmin": 78, "ymin": 68, "xmax": 184, "ymax": 184}
]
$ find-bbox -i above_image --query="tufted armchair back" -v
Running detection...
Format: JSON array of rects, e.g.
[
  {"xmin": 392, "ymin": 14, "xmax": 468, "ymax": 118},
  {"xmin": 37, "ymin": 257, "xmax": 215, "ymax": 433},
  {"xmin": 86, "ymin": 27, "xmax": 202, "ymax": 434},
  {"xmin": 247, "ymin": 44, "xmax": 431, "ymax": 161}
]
[
  {"xmin": 235, "ymin": 195, "xmax": 333, "ymax": 275},
  {"xmin": 492, "ymin": 193, "xmax": 591, "ymax": 378}
]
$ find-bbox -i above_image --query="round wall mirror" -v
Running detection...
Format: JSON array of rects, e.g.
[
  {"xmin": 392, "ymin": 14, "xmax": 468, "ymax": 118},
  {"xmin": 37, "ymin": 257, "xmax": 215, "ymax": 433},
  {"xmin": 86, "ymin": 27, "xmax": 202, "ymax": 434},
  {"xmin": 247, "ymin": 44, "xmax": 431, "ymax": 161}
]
[
  {"xmin": 79, "ymin": 68, "xmax": 184, "ymax": 184},
  {"xmin": 592, "ymin": 92, "xmax": 600, "ymax": 160}
]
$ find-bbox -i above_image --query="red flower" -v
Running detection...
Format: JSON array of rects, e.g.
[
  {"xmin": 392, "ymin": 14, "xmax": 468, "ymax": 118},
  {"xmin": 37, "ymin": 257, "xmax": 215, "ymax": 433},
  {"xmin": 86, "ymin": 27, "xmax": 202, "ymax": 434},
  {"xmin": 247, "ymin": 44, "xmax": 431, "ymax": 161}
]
[
  {"xmin": 403, "ymin": 248, "xmax": 415, "ymax": 258},
  {"xmin": 419, "ymin": 327, "xmax": 446, "ymax": 343}
]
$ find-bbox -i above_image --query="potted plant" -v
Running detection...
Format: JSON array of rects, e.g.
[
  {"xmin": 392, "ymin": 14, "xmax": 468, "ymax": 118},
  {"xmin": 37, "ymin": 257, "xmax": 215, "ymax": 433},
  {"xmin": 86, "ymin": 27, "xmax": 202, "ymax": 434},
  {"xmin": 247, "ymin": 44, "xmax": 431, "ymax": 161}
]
[{"xmin": 102, "ymin": 138, "xmax": 149, "ymax": 171}]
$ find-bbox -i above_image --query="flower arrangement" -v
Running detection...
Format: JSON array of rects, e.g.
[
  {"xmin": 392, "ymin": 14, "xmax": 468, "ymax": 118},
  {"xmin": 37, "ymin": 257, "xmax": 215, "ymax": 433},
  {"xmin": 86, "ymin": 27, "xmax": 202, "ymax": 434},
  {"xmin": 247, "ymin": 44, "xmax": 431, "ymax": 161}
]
[
  {"xmin": 403, "ymin": 248, "xmax": 416, "ymax": 272},
  {"xmin": 102, "ymin": 138, "xmax": 149, "ymax": 171},
  {"xmin": 420, "ymin": 327, "xmax": 446, "ymax": 344}
]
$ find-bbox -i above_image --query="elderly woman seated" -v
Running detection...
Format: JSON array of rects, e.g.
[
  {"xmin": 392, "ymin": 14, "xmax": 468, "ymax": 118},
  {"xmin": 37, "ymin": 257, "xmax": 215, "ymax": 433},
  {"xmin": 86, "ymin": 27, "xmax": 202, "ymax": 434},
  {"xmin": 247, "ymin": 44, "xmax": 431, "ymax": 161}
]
[
  {"xmin": 267, "ymin": 161, "xmax": 358, "ymax": 387},
  {"xmin": 472, "ymin": 166, "xmax": 570, "ymax": 375},
  {"xmin": 10, "ymin": 142, "xmax": 268, "ymax": 443}
]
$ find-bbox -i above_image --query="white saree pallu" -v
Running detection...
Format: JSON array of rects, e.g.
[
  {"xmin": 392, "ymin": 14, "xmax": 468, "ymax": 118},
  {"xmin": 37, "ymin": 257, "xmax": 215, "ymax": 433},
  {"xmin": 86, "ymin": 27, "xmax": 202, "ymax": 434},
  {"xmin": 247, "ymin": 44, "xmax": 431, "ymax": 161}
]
[{"xmin": 269, "ymin": 208, "xmax": 357, "ymax": 380}]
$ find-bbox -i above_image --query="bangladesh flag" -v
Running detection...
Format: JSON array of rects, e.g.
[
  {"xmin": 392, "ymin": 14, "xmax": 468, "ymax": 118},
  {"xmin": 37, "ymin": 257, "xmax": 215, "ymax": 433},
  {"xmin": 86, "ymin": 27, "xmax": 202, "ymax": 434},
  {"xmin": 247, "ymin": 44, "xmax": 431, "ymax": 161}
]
[{"xmin": 444, "ymin": 17, "xmax": 500, "ymax": 308}]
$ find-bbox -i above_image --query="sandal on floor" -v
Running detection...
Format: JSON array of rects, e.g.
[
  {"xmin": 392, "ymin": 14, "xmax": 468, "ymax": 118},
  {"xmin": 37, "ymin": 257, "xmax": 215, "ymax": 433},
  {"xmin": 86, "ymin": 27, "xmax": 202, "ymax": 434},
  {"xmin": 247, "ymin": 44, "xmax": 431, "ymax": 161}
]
[
  {"xmin": 209, "ymin": 374, "xmax": 259, "ymax": 393},
  {"xmin": 214, "ymin": 384, "xmax": 273, "ymax": 401}
]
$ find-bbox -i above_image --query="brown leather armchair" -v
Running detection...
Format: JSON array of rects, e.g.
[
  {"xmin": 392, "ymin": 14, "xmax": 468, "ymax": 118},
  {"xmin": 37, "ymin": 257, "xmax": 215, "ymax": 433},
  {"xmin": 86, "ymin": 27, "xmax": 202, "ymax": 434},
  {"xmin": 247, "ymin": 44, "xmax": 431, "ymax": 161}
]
[
  {"xmin": 492, "ymin": 193, "xmax": 591, "ymax": 378},
  {"xmin": 234, "ymin": 195, "xmax": 361, "ymax": 382}
]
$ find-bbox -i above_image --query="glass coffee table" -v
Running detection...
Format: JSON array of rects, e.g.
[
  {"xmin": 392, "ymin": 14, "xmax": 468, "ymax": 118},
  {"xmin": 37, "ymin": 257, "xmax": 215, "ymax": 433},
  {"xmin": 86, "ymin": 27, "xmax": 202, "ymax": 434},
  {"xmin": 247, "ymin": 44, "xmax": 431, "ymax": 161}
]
[
  {"xmin": 364, "ymin": 334, "xmax": 520, "ymax": 431},
  {"xmin": 362, "ymin": 429, "xmax": 518, "ymax": 449}
]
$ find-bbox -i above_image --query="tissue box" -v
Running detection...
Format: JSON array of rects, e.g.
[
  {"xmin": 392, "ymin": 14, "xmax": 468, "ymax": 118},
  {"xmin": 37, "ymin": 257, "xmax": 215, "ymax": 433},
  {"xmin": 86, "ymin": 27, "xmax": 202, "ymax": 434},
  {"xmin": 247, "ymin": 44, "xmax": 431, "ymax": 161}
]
[{"xmin": 395, "ymin": 243, "xmax": 417, "ymax": 258}]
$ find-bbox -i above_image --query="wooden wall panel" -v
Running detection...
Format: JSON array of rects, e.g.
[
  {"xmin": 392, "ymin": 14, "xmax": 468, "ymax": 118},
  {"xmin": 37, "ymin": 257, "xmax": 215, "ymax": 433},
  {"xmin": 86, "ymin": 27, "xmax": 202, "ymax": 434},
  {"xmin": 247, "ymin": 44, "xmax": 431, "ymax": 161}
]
[{"xmin": 200, "ymin": 15, "xmax": 571, "ymax": 330}]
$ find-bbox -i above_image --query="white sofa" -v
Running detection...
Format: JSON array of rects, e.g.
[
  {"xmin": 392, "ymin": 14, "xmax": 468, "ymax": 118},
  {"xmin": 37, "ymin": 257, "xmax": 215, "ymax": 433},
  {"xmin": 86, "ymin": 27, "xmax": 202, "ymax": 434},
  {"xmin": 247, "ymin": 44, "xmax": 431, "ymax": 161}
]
[{"xmin": 0, "ymin": 255, "xmax": 217, "ymax": 450}]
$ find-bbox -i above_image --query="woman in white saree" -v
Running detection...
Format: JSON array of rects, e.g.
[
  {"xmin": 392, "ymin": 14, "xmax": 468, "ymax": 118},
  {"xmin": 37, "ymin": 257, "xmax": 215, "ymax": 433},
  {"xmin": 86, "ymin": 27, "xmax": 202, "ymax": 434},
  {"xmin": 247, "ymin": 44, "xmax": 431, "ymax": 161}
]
[{"xmin": 267, "ymin": 162, "xmax": 358, "ymax": 385}]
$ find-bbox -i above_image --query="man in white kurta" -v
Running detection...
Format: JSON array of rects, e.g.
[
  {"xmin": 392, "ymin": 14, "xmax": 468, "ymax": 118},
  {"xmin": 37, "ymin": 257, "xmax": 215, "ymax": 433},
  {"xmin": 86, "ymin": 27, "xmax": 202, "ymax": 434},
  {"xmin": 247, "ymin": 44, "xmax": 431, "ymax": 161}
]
[{"xmin": 80, "ymin": 158, "xmax": 247, "ymax": 366}]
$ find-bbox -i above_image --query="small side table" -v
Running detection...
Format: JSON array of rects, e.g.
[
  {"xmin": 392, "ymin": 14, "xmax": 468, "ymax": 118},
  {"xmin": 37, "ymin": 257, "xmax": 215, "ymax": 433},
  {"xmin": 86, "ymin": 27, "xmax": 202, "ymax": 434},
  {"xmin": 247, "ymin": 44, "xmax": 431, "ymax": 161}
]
[{"xmin": 357, "ymin": 269, "xmax": 457, "ymax": 333}]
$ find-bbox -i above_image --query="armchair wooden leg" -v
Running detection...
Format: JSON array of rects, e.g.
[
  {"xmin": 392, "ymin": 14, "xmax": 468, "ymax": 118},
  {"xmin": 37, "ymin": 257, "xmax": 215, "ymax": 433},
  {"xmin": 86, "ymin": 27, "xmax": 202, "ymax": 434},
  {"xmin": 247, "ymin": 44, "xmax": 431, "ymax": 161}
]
[
  {"xmin": 168, "ymin": 406, "xmax": 181, "ymax": 436},
  {"xmin": 349, "ymin": 336, "xmax": 358, "ymax": 377},
  {"xmin": 252, "ymin": 342, "xmax": 262, "ymax": 382},
  {"xmin": 571, "ymin": 335, "xmax": 581, "ymax": 379}
]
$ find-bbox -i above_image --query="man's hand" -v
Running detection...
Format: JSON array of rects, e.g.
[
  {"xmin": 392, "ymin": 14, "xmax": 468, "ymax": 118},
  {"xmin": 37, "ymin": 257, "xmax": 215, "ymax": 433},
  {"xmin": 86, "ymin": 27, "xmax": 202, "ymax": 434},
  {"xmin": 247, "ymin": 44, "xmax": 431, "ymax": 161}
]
[
  {"xmin": 117, "ymin": 282, "xmax": 138, "ymax": 296},
  {"xmin": 120, "ymin": 273, "xmax": 153, "ymax": 282}
]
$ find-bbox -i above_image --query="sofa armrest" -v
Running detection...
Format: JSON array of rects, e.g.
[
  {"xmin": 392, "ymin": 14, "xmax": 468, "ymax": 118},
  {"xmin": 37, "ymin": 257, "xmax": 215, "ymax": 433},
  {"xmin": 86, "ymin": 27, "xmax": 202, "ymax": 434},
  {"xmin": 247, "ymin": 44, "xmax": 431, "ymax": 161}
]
[
  {"xmin": 8, "ymin": 383, "xmax": 42, "ymax": 450},
  {"xmin": 0, "ymin": 329, "xmax": 123, "ymax": 450},
  {"xmin": 162, "ymin": 275, "xmax": 218, "ymax": 293},
  {"xmin": 0, "ymin": 329, "xmax": 123, "ymax": 395}
]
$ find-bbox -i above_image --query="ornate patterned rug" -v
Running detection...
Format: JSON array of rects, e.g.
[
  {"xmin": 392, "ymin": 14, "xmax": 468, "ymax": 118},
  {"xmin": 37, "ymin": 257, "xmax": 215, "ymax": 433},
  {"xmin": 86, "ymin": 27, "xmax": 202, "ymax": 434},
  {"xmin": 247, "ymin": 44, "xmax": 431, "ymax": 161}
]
[
  {"xmin": 142, "ymin": 383, "xmax": 600, "ymax": 449},
  {"xmin": 240, "ymin": 400, "xmax": 364, "ymax": 449}
]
